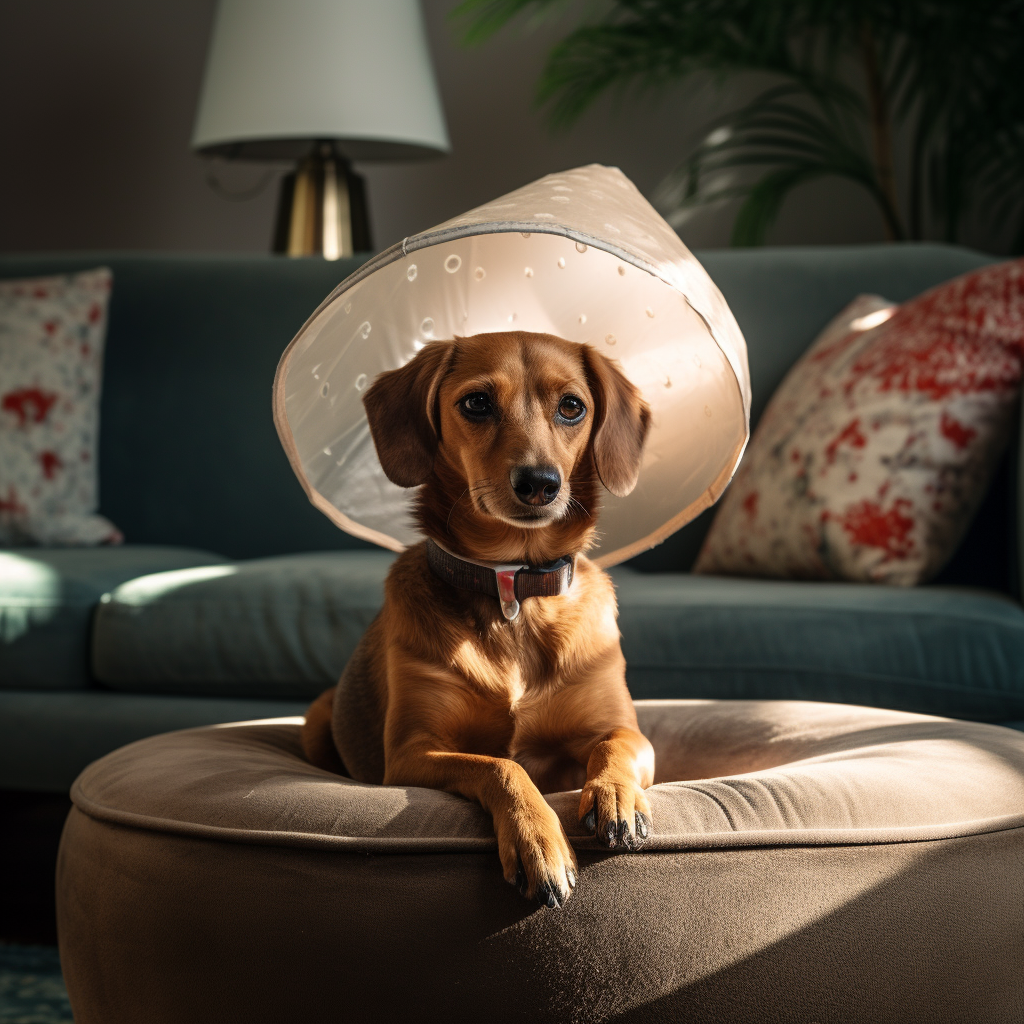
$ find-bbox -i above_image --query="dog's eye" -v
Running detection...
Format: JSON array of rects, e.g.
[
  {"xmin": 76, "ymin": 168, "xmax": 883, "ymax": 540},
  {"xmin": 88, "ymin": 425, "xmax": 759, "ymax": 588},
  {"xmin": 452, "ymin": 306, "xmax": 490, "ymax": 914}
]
[
  {"xmin": 556, "ymin": 395, "xmax": 586, "ymax": 423},
  {"xmin": 460, "ymin": 392, "xmax": 493, "ymax": 419}
]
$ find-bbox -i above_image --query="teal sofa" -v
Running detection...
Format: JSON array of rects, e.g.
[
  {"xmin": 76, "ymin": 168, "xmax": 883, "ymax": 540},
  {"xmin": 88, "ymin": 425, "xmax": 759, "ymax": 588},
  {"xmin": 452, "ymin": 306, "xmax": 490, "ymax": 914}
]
[{"xmin": 2, "ymin": 244, "xmax": 1021, "ymax": 794}]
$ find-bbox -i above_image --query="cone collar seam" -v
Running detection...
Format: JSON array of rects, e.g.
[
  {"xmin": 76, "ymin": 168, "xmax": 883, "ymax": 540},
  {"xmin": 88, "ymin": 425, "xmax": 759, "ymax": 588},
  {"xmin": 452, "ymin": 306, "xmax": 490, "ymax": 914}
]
[{"xmin": 316, "ymin": 223, "xmax": 680, "ymax": 331}]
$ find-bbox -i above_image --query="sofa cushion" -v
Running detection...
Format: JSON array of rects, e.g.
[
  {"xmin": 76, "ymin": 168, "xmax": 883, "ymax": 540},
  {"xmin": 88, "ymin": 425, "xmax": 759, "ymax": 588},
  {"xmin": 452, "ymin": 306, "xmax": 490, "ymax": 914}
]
[
  {"xmin": 626, "ymin": 244, "xmax": 1001, "ymax": 575},
  {"xmin": 613, "ymin": 570, "xmax": 1024, "ymax": 721},
  {"xmin": 92, "ymin": 551, "xmax": 396, "ymax": 700},
  {"xmin": 696, "ymin": 260, "xmax": 1024, "ymax": 586},
  {"xmin": 94, "ymin": 548, "xmax": 1024, "ymax": 720},
  {"xmin": 0, "ymin": 545, "xmax": 226, "ymax": 691},
  {"xmin": 0, "ymin": 689, "xmax": 307, "ymax": 792},
  {"xmin": 0, "ymin": 267, "xmax": 121, "ymax": 546}
]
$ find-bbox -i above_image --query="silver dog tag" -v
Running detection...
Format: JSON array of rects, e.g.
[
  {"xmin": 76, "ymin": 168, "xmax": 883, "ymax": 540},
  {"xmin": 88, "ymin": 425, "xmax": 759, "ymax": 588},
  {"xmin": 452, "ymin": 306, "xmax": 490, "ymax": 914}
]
[{"xmin": 494, "ymin": 566, "xmax": 523, "ymax": 621}]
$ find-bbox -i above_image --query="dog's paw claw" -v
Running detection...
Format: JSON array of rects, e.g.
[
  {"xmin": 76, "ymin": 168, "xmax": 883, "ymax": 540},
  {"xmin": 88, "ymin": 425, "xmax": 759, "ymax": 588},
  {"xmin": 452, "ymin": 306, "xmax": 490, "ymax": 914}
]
[
  {"xmin": 582, "ymin": 779, "xmax": 652, "ymax": 851},
  {"xmin": 602, "ymin": 820, "xmax": 618, "ymax": 848},
  {"xmin": 636, "ymin": 812, "xmax": 650, "ymax": 842},
  {"xmin": 500, "ymin": 802, "xmax": 577, "ymax": 907},
  {"xmin": 536, "ymin": 879, "xmax": 564, "ymax": 910}
]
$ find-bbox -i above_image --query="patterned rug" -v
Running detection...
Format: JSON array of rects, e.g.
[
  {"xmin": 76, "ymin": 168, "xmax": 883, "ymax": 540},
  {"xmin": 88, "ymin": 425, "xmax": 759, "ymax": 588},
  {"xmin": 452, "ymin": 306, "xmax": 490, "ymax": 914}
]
[{"xmin": 0, "ymin": 945, "xmax": 72, "ymax": 1024}]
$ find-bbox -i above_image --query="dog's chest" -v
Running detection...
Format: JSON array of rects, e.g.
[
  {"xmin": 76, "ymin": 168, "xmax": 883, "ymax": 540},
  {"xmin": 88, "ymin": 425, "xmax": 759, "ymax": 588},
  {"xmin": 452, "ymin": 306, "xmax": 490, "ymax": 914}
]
[
  {"xmin": 459, "ymin": 602, "xmax": 579, "ymax": 691},
  {"xmin": 456, "ymin": 569, "xmax": 615, "ymax": 682},
  {"xmin": 452, "ymin": 647, "xmax": 587, "ymax": 788},
  {"xmin": 454, "ymin": 624, "xmax": 547, "ymax": 707},
  {"xmin": 453, "ymin": 603, "xmax": 604, "ymax": 752}
]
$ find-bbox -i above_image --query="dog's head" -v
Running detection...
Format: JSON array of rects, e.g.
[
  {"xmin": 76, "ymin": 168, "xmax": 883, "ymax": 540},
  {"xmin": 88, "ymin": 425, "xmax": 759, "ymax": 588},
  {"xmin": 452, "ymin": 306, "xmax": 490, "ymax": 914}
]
[{"xmin": 363, "ymin": 331, "xmax": 650, "ymax": 558}]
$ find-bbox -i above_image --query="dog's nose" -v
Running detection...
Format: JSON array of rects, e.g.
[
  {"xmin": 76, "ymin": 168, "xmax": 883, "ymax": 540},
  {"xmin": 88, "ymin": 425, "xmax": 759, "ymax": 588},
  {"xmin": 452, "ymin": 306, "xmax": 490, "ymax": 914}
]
[{"xmin": 511, "ymin": 465, "xmax": 561, "ymax": 506}]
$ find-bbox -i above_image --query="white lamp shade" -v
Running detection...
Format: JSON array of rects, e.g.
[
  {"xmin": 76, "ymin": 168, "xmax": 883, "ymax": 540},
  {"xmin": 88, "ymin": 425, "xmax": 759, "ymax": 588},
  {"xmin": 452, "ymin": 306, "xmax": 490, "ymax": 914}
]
[{"xmin": 191, "ymin": 0, "xmax": 450, "ymax": 161}]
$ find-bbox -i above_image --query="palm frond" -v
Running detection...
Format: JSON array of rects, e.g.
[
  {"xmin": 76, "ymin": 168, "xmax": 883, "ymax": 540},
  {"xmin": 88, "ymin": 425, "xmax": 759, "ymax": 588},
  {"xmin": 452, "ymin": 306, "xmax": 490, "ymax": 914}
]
[
  {"xmin": 657, "ymin": 85, "xmax": 906, "ymax": 242},
  {"xmin": 730, "ymin": 166, "xmax": 829, "ymax": 246},
  {"xmin": 455, "ymin": 0, "xmax": 1024, "ymax": 249},
  {"xmin": 451, "ymin": 0, "xmax": 564, "ymax": 46}
]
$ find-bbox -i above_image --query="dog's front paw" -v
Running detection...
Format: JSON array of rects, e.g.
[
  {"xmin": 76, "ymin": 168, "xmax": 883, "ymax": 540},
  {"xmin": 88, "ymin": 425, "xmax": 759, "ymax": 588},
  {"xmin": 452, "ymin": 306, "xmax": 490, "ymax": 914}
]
[
  {"xmin": 496, "ymin": 800, "xmax": 577, "ymax": 909},
  {"xmin": 579, "ymin": 778, "xmax": 652, "ymax": 850}
]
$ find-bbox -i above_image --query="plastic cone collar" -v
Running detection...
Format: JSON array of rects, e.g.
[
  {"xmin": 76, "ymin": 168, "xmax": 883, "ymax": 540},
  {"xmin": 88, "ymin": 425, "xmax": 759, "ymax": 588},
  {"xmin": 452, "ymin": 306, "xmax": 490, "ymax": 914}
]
[{"xmin": 274, "ymin": 165, "xmax": 750, "ymax": 567}]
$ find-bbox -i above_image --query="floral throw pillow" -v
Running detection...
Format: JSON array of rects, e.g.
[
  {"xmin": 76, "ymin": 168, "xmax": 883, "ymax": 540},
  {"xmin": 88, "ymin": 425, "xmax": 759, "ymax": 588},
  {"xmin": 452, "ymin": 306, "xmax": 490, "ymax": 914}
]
[
  {"xmin": 695, "ymin": 259, "xmax": 1024, "ymax": 585},
  {"xmin": 0, "ymin": 269, "xmax": 122, "ymax": 546}
]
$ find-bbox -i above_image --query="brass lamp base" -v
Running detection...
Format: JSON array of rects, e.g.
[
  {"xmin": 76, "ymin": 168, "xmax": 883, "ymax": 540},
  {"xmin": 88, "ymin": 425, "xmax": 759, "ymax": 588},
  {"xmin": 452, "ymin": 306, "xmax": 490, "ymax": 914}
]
[{"xmin": 272, "ymin": 143, "xmax": 373, "ymax": 259}]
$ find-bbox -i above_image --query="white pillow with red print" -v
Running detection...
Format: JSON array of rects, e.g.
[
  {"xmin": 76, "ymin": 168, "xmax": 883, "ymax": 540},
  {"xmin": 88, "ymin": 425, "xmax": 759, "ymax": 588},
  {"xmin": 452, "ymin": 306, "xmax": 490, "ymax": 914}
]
[
  {"xmin": 0, "ymin": 268, "xmax": 122, "ymax": 546},
  {"xmin": 695, "ymin": 259, "xmax": 1024, "ymax": 585}
]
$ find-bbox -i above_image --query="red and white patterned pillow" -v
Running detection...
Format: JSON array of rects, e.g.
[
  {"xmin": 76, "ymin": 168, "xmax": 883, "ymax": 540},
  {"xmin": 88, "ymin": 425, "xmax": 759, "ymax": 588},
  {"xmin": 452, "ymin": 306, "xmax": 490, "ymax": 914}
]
[
  {"xmin": 695, "ymin": 259, "xmax": 1024, "ymax": 585},
  {"xmin": 0, "ymin": 268, "xmax": 122, "ymax": 546}
]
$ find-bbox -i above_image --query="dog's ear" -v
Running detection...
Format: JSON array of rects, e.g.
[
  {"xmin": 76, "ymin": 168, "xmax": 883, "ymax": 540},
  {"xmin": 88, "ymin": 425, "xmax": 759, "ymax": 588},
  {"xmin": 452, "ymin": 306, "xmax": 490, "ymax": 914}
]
[
  {"xmin": 581, "ymin": 345, "xmax": 651, "ymax": 497},
  {"xmin": 362, "ymin": 341, "xmax": 455, "ymax": 487}
]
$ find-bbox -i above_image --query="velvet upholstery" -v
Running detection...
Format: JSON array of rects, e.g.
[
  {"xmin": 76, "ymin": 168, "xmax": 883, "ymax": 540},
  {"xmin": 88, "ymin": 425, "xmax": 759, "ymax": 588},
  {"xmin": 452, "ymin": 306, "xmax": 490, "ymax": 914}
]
[
  {"xmin": 0, "ymin": 690, "xmax": 305, "ymax": 792},
  {"xmin": 92, "ymin": 551, "xmax": 394, "ymax": 698},
  {"xmin": 0, "ymin": 253, "xmax": 373, "ymax": 560},
  {"xmin": 0, "ymin": 245, "xmax": 1002, "ymax": 576},
  {"xmin": 57, "ymin": 700, "xmax": 1024, "ymax": 1023},
  {"xmin": 0, "ymin": 546, "xmax": 224, "ymax": 690},
  {"xmin": 88, "ymin": 554, "xmax": 1024, "ymax": 720},
  {"xmin": 613, "ymin": 571, "xmax": 1024, "ymax": 720}
]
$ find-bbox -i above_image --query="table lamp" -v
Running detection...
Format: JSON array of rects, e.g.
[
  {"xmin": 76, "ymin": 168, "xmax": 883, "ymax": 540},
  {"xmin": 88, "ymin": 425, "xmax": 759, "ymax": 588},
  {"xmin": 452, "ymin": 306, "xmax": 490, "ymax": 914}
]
[{"xmin": 191, "ymin": 0, "xmax": 451, "ymax": 258}]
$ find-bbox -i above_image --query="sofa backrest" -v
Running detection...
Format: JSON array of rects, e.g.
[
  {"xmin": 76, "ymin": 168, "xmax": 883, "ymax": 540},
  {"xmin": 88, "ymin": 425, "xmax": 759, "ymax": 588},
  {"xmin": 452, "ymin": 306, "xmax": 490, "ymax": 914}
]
[
  {"xmin": 0, "ymin": 245, "xmax": 1012, "ymax": 592},
  {"xmin": 0, "ymin": 253, "xmax": 372, "ymax": 559},
  {"xmin": 626, "ymin": 244, "xmax": 1013, "ymax": 593}
]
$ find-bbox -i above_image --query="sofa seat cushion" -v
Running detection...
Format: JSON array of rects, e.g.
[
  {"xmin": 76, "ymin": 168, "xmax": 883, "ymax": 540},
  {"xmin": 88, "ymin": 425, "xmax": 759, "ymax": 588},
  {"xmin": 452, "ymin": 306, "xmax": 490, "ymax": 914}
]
[
  {"xmin": 613, "ymin": 570, "xmax": 1024, "ymax": 721},
  {"xmin": 92, "ymin": 551, "xmax": 396, "ymax": 699},
  {"xmin": 95, "ymin": 553, "xmax": 1024, "ymax": 717},
  {"xmin": 0, "ymin": 545, "xmax": 226, "ymax": 690},
  {"xmin": 0, "ymin": 689, "xmax": 308, "ymax": 792}
]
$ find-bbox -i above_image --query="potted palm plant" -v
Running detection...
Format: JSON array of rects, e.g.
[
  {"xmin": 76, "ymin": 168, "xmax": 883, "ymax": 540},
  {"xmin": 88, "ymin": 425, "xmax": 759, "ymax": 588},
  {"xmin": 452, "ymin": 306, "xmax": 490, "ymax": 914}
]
[{"xmin": 457, "ymin": 0, "xmax": 1024, "ymax": 250}]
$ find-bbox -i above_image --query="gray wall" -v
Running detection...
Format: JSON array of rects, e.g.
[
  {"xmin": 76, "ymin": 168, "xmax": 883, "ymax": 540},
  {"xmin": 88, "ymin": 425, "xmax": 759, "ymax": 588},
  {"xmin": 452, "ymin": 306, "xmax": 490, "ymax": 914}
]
[{"xmin": 0, "ymin": 0, "xmax": 1003, "ymax": 255}]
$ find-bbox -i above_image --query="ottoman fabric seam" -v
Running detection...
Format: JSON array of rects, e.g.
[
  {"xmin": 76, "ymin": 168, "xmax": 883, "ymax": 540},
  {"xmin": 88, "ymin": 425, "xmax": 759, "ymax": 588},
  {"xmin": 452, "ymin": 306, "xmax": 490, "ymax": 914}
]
[{"xmin": 67, "ymin": 785, "xmax": 1024, "ymax": 855}]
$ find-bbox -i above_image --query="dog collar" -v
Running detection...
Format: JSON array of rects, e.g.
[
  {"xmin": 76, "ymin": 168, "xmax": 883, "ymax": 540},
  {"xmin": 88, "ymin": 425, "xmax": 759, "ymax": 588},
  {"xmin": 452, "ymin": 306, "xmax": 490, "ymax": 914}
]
[{"xmin": 425, "ymin": 538, "xmax": 575, "ymax": 622}]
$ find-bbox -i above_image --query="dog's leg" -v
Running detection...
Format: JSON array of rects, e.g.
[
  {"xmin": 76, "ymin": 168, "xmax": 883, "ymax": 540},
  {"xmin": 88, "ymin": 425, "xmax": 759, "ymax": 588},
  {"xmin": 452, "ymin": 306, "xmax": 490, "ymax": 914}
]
[
  {"xmin": 385, "ymin": 748, "xmax": 577, "ymax": 908},
  {"xmin": 301, "ymin": 687, "xmax": 347, "ymax": 775},
  {"xmin": 577, "ymin": 727, "xmax": 655, "ymax": 850}
]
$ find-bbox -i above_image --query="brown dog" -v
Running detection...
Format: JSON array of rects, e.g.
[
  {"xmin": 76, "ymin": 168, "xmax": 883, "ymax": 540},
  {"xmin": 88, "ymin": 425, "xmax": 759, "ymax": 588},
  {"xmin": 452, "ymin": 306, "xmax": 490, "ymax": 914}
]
[{"xmin": 301, "ymin": 330, "xmax": 655, "ymax": 908}]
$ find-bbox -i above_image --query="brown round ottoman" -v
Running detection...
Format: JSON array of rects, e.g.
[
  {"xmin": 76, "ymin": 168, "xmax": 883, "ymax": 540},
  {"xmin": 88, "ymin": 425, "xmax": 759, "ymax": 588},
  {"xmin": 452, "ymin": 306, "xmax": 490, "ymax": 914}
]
[{"xmin": 57, "ymin": 700, "xmax": 1024, "ymax": 1024}]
